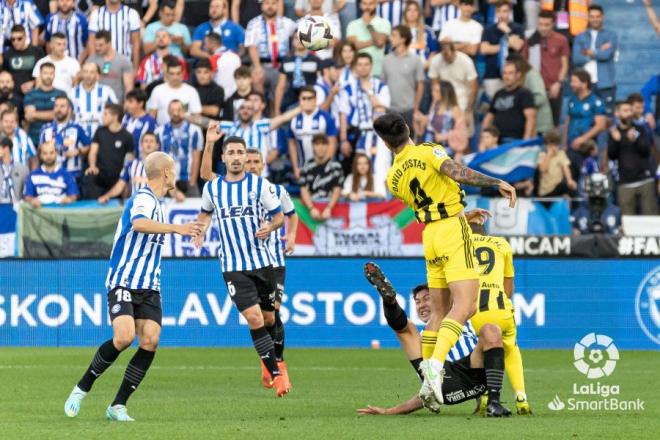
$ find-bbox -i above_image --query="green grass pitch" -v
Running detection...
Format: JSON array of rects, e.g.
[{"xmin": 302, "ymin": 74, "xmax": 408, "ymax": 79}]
[{"xmin": 1, "ymin": 348, "xmax": 658, "ymax": 439}]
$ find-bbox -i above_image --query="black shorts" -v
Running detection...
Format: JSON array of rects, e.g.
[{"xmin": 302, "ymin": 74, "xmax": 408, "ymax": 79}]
[
  {"xmin": 223, "ymin": 266, "xmax": 277, "ymax": 312},
  {"xmin": 273, "ymin": 266, "xmax": 286, "ymax": 303},
  {"xmin": 441, "ymin": 355, "xmax": 487, "ymax": 405},
  {"xmin": 108, "ymin": 287, "xmax": 163, "ymax": 326}
]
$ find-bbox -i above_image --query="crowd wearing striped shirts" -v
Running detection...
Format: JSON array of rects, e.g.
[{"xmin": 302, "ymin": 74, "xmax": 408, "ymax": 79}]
[
  {"xmin": 288, "ymin": 109, "xmax": 337, "ymax": 169},
  {"xmin": 88, "ymin": 3, "xmax": 140, "ymax": 59},
  {"xmin": 38, "ymin": 121, "xmax": 90, "ymax": 177},
  {"xmin": 154, "ymin": 120, "xmax": 203, "ymax": 182},
  {"xmin": 68, "ymin": 81, "xmax": 118, "ymax": 138},
  {"xmin": 119, "ymin": 158, "xmax": 148, "ymax": 195},
  {"xmin": 44, "ymin": 9, "xmax": 88, "ymax": 60},
  {"xmin": 266, "ymin": 183, "xmax": 296, "ymax": 268},
  {"xmin": 201, "ymin": 172, "xmax": 282, "ymax": 273},
  {"xmin": 219, "ymin": 118, "xmax": 275, "ymax": 175},
  {"xmin": 122, "ymin": 113, "xmax": 158, "ymax": 158}
]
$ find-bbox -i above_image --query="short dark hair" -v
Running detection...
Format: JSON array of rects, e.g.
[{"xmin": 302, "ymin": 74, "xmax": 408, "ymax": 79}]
[
  {"xmin": 458, "ymin": 0, "xmax": 474, "ymax": 5},
  {"xmin": 0, "ymin": 137, "xmax": 12, "ymax": 149},
  {"xmin": 126, "ymin": 89, "xmax": 148, "ymax": 106},
  {"xmin": 538, "ymin": 10, "xmax": 555, "ymax": 20},
  {"xmin": 234, "ymin": 66, "xmax": 252, "ymax": 79},
  {"xmin": 247, "ymin": 91, "xmax": 266, "ymax": 104},
  {"xmin": 571, "ymin": 69, "xmax": 592, "ymax": 89},
  {"xmin": 356, "ymin": 52, "xmax": 373, "ymax": 64},
  {"xmin": 246, "ymin": 147, "xmax": 260, "ymax": 155},
  {"xmin": 196, "ymin": 58, "xmax": 212, "ymax": 71},
  {"xmin": 495, "ymin": 0, "xmax": 511, "ymax": 9},
  {"xmin": 543, "ymin": 129, "xmax": 561, "ymax": 145},
  {"xmin": 373, "ymin": 113, "xmax": 410, "ymax": 148},
  {"xmin": 411, "ymin": 284, "xmax": 428, "ymax": 299},
  {"xmin": 40, "ymin": 62, "xmax": 56, "ymax": 72},
  {"xmin": 588, "ymin": 4, "xmax": 604, "ymax": 13},
  {"xmin": 54, "ymin": 95, "xmax": 71, "ymax": 107},
  {"xmin": 51, "ymin": 32, "xmax": 66, "ymax": 41},
  {"xmin": 205, "ymin": 32, "xmax": 222, "ymax": 46},
  {"xmin": 10, "ymin": 24, "xmax": 25, "ymax": 34},
  {"xmin": 615, "ymin": 100, "xmax": 630, "ymax": 110},
  {"xmin": 299, "ymin": 85, "xmax": 316, "ymax": 97},
  {"xmin": 142, "ymin": 132, "xmax": 159, "ymax": 144},
  {"xmin": 393, "ymin": 25, "xmax": 412, "ymax": 46},
  {"xmin": 627, "ymin": 93, "xmax": 644, "ymax": 105},
  {"xmin": 95, "ymin": 30, "xmax": 112, "ymax": 43},
  {"xmin": 104, "ymin": 103, "xmax": 123, "ymax": 121},
  {"xmin": 482, "ymin": 126, "xmax": 500, "ymax": 139},
  {"xmin": 163, "ymin": 55, "xmax": 181, "ymax": 70},
  {"xmin": 160, "ymin": 0, "xmax": 176, "ymax": 10},
  {"xmin": 312, "ymin": 133, "xmax": 329, "ymax": 145},
  {"xmin": 222, "ymin": 136, "xmax": 247, "ymax": 151}
]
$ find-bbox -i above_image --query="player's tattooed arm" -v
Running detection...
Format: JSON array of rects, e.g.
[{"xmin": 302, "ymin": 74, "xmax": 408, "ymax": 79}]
[
  {"xmin": 439, "ymin": 158, "xmax": 517, "ymax": 207},
  {"xmin": 439, "ymin": 158, "xmax": 500, "ymax": 187}
]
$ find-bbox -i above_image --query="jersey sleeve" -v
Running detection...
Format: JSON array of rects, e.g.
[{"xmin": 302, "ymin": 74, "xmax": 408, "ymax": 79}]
[
  {"xmin": 191, "ymin": 125, "xmax": 203, "ymax": 150},
  {"xmin": 423, "ymin": 143, "xmax": 450, "ymax": 171},
  {"xmin": 88, "ymin": 9, "xmax": 99, "ymax": 32},
  {"xmin": 280, "ymin": 187, "xmax": 296, "ymax": 216},
  {"xmin": 128, "ymin": 9, "xmax": 141, "ymax": 32},
  {"xmin": 201, "ymin": 181, "xmax": 214, "ymax": 213},
  {"xmin": 130, "ymin": 192, "xmax": 157, "ymax": 221},
  {"xmin": 260, "ymin": 179, "xmax": 282, "ymax": 215},
  {"xmin": 502, "ymin": 239, "xmax": 515, "ymax": 278}
]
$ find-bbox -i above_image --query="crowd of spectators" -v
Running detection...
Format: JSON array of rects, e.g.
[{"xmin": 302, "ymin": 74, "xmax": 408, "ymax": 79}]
[{"xmin": 0, "ymin": 0, "xmax": 657, "ymax": 220}]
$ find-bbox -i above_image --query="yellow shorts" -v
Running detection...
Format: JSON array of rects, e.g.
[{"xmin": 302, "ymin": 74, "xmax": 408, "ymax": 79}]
[
  {"xmin": 423, "ymin": 216, "xmax": 478, "ymax": 289},
  {"xmin": 471, "ymin": 308, "xmax": 518, "ymax": 351}
]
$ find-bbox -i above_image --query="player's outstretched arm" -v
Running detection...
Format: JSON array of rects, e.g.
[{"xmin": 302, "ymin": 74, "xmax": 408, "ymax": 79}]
[
  {"xmin": 200, "ymin": 122, "xmax": 224, "ymax": 182},
  {"xmin": 357, "ymin": 395, "xmax": 425, "ymax": 415},
  {"xmin": 439, "ymin": 159, "xmax": 517, "ymax": 208},
  {"xmin": 193, "ymin": 212, "xmax": 213, "ymax": 248},
  {"xmin": 132, "ymin": 218, "xmax": 202, "ymax": 236}
]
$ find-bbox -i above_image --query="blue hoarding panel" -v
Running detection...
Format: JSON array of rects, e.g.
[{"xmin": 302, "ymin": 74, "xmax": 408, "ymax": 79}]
[{"xmin": 1, "ymin": 259, "xmax": 659, "ymax": 349}]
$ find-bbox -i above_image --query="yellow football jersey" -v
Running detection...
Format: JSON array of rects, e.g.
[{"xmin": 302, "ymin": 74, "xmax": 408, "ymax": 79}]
[
  {"xmin": 472, "ymin": 234, "xmax": 515, "ymax": 312},
  {"xmin": 386, "ymin": 142, "xmax": 466, "ymax": 223}
]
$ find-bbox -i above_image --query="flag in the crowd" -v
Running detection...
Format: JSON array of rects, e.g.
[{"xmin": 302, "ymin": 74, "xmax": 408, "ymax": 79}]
[{"xmin": 462, "ymin": 137, "xmax": 543, "ymax": 183}]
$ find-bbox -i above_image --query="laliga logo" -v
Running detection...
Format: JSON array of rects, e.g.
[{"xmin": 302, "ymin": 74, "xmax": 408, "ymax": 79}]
[
  {"xmin": 635, "ymin": 265, "xmax": 660, "ymax": 345},
  {"xmin": 573, "ymin": 333, "xmax": 619, "ymax": 379}
]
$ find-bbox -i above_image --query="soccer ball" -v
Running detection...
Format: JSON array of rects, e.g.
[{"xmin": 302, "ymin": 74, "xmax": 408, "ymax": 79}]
[{"xmin": 298, "ymin": 15, "xmax": 333, "ymax": 51}]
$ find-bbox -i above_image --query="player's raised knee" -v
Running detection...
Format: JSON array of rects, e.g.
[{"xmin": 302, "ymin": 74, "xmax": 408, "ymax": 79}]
[
  {"xmin": 478, "ymin": 324, "xmax": 503, "ymax": 349},
  {"xmin": 113, "ymin": 333, "xmax": 135, "ymax": 350}
]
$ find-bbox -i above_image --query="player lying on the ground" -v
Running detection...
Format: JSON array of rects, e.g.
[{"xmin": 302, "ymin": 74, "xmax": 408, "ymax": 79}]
[
  {"xmin": 194, "ymin": 132, "xmax": 290, "ymax": 397},
  {"xmin": 200, "ymin": 123, "xmax": 299, "ymax": 391},
  {"xmin": 64, "ymin": 152, "xmax": 202, "ymax": 421},
  {"xmin": 359, "ymin": 262, "xmax": 511, "ymax": 417},
  {"xmin": 470, "ymin": 221, "xmax": 530, "ymax": 414}
]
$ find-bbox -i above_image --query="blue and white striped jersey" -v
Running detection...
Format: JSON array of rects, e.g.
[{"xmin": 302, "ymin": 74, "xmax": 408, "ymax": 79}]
[
  {"xmin": 314, "ymin": 78, "xmax": 341, "ymax": 126},
  {"xmin": 39, "ymin": 121, "xmax": 91, "ymax": 177},
  {"xmin": 244, "ymin": 15, "xmax": 296, "ymax": 62},
  {"xmin": 431, "ymin": 3, "xmax": 460, "ymax": 34},
  {"xmin": 2, "ymin": 0, "xmax": 43, "ymax": 46},
  {"xmin": 338, "ymin": 77, "xmax": 390, "ymax": 130},
  {"xmin": 9, "ymin": 127, "xmax": 36, "ymax": 166},
  {"xmin": 44, "ymin": 11, "xmax": 88, "ymax": 60},
  {"xmin": 266, "ymin": 184, "xmax": 295, "ymax": 268},
  {"xmin": 120, "ymin": 158, "xmax": 147, "ymax": 194},
  {"xmin": 106, "ymin": 186, "xmax": 165, "ymax": 291},
  {"xmin": 419, "ymin": 320, "xmax": 478, "ymax": 362},
  {"xmin": 154, "ymin": 121, "xmax": 203, "ymax": 182},
  {"xmin": 377, "ymin": 0, "xmax": 405, "ymax": 27},
  {"xmin": 219, "ymin": 119, "xmax": 274, "ymax": 176},
  {"xmin": 88, "ymin": 5, "xmax": 141, "ymax": 58},
  {"xmin": 68, "ymin": 82, "xmax": 118, "ymax": 138},
  {"xmin": 201, "ymin": 173, "xmax": 282, "ymax": 273},
  {"xmin": 122, "ymin": 113, "xmax": 158, "ymax": 158},
  {"xmin": 287, "ymin": 109, "xmax": 337, "ymax": 169}
]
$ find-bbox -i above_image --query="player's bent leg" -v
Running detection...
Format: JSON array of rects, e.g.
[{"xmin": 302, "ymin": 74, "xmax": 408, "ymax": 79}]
[{"xmin": 479, "ymin": 324, "xmax": 512, "ymax": 418}]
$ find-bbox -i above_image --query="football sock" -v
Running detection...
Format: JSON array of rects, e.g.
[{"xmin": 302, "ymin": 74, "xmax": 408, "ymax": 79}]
[
  {"xmin": 421, "ymin": 330, "xmax": 437, "ymax": 359},
  {"xmin": 250, "ymin": 327, "xmax": 280, "ymax": 377},
  {"xmin": 431, "ymin": 318, "xmax": 463, "ymax": 363},
  {"xmin": 77, "ymin": 339, "xmax": 121, "ymax": 392},
  {"xmin": 484, "ymin": 347, "xmax": 505, "ymax": 403},
  {"xmin": 505, "ymin": 344, "xmax": 527, "ymax": 398},
  {"xmin": 112, "ymin": 348, "xmax": 155, "ymax": 406},
  {"xmin": 383, "ymin": 299, "xmax": 408, "ymax": 332},
  {"xmin": 410, "ymin": 357, "xmax": 424, "ymax": 381},
  {"xmin": 273, "ymin": 310, "xmax": 285, "ymax": 362}
]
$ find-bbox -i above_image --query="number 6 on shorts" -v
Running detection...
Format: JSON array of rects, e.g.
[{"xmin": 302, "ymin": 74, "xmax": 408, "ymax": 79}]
[{"xmin": 227, "ymin": 281, "xmax": 236, "ymax": 297}]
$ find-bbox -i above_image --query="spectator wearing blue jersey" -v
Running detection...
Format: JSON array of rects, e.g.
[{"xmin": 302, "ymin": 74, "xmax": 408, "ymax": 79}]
[
  {"xmin": 3, "ymin": 24, "xmax": 44, "ymax": 97},
  {"xmin": 44, "ymin": 0, "xmax": 89, "ymax": 63},
  {"xmin": 24, "ymin": 62, "xmax": 67, "ymax": 147},
  {"xmin": 571, "ymin": 5, "xmax": 618, "ymax": 115},
  {"xmin": 640, "ymin": 73, "xmax": 660, "ymax": 134},
  {"xmin": 191, "ymin": 0, "xmax": 245, "ymax": 58},
  {"xmin": 38, "ymin": 95, "xmax": 91, "ymax": 180},
  {"xmin": 3, "ymin": 0, "xmax": 43, "ymax": 47},
  {"xmin": 1, "ymin": 107, "xmax": 36, "ymax": 168},
  {"xmin": 24, "ymin": 141, "xmax": 79, "ymax": 207},
  {"xmin": 314, "ymin": 59, "xmax": 341, "ymax": 125},
  {"xmin": 122, "ymin": 89, "xmax": 158, "ymax": 158},
  {"xmin": 287, "ymin": 86, "xmax": 338, "ymax": 180},
  {"xmin": 143, "ymin": 1, "xmax": 191, "ymax": 58},
  {"xmin": 565, "ymin": 69, "xmax": 607, "ymax": 180},
  {"xmin": 273, "ymin": 33, "xmax": 321, "ymax": 115},
  {"xmin": 155, "ymin": 100, "xmax": 204, "ymax": 196},
  {"xmin": 0, "ymin": 137, "xmax": 28, "ymax": 204}
]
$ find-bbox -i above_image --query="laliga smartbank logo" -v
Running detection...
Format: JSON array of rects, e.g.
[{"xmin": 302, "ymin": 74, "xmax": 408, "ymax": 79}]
[{"xmin": 547, "ymin": 333, "xmax": 645, "ymax": 412}]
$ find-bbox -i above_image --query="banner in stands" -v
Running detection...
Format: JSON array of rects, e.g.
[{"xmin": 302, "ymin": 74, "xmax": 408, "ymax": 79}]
[{"xmin": 1, "ymin": 259, "xmax": 658, "ymax": 349}]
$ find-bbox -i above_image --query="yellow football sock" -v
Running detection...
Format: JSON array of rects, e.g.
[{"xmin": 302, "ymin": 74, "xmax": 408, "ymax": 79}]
[
  {"xmin": 421, "ymin": 330, "xmax": 437, "ymax": 360},
  {"xmin": 431, "ymin": 318, "xmax": 463, "ymax": 362},
  {"xmin": 505, "ymin": 344, "xmax": 526, "ymax": 397}
]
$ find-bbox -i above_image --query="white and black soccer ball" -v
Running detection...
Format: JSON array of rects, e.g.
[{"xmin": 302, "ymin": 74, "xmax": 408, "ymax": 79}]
[{"xmin": 297, "ymin": 15, "xmax": 333, "ymax": 51}]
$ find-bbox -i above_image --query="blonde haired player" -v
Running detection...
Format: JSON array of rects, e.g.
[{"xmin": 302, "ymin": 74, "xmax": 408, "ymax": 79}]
[
  {"xmin": 470, "ymin": 221, "xmax": 531, "ymax": 415},
  {"xmin": 373, "ymin": 112, "xmax": 516, "ymax": 411}
]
